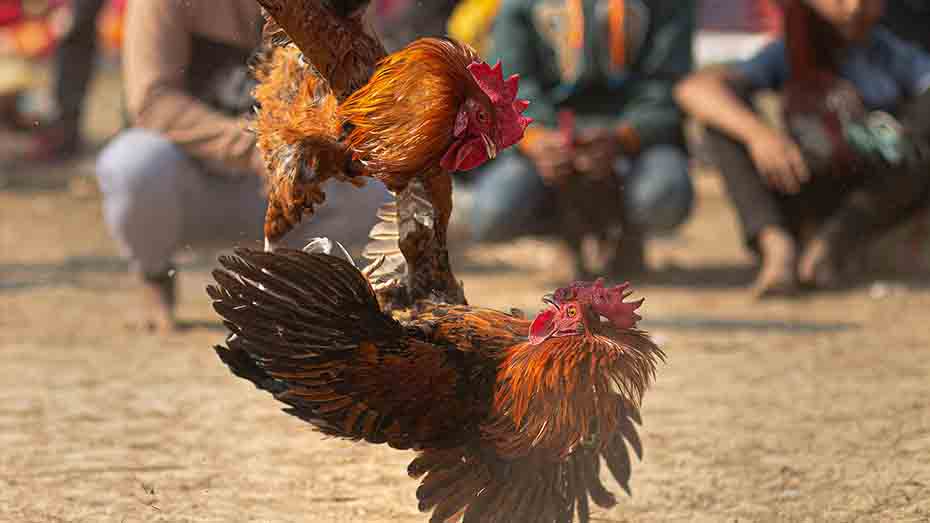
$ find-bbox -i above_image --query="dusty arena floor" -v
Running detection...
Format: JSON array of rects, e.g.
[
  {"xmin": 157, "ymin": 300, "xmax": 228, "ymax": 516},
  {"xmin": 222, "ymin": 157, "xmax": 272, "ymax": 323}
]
[{"xmin": 2, "ymin": 73, "xmax": 930, "ymax": 523}]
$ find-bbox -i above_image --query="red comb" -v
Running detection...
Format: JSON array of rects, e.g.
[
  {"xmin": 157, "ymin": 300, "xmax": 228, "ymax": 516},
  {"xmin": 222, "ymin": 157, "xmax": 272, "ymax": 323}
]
[
  {"xmin": 553, "ymin": 278, "xmax": 644, "ymax": 329},
  {"xmin": 467, "ymin": 61, "xmax": 533, "ymax": 148}
]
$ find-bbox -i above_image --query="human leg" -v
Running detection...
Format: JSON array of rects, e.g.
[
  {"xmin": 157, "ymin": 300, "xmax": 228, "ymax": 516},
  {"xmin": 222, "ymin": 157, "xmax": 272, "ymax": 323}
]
[
  {"xmin": 96, "ymin": 129, "xmax": 193, "ymax": 330},
  {"xmin": 703, "ymin": 126, "xmax": 799, "ymax": 296},
  {"xmin": 469, "ymin": 151, "xmax": 554, "ymax": 242},
  {"xmin": 622, "ymin": 144, "xmax": 694, "ymax": 234},
  {"xmin": 48, "ymin": 0, "xmax": 106, "ymax": 155},
  {"xmin": 603, "ymin": 144, "xmax": 693, "ymax": 276},
  {"xmin": 97, "ymin": 129, "xmax": 197, "ymax": 275}
]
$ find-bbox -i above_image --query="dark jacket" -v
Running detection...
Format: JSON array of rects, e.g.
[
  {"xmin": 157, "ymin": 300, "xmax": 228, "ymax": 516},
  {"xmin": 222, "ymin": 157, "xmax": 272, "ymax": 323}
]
[
  {"xmin": 491, "ymin": 0, "xmax": 695, "ymax": 149},
  {"xmin": 882, "ymin": 0, "xmax": 930, "ymax": 52}
]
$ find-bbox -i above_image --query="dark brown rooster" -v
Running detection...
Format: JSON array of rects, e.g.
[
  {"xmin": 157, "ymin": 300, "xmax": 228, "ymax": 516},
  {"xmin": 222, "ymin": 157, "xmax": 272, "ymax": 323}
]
[
  {"xmin": 209, "ymin": 246, "xmax": 663, "ymax": 523},
  {"xmin": 781, "ymin": 0, "xmax": 866, "ymax": 174},
  {"xmin": 251, "ymin": 0, "xmax": 531, "ymax": 306}
]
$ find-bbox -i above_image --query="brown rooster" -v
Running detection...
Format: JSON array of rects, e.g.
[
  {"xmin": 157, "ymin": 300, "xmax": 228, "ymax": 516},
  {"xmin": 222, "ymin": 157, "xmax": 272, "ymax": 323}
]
[
  {"xmin": 251, "ymin": 0, "xmax": 531, "ymax": 306},
  {"xmin": 781, "ymin": 0, "xmax": 866, "ymax": 174},
  {"xmin": 209, "ymin": 246, "xmax": 663, "ymax": 523}
]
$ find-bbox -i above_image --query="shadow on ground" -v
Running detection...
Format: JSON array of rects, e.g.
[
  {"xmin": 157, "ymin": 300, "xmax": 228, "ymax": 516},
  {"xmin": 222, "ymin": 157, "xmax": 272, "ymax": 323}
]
[
  {"xmin": 644, "ymin": 316, "xmax": 859, "ymax": 333},
  {"xmin": 0, "ymin": 254, "xmax": 218, "ymax": 292},
  {"xmin": 640, "ymin": 263, "xmax": 756, "ymax": 288}
]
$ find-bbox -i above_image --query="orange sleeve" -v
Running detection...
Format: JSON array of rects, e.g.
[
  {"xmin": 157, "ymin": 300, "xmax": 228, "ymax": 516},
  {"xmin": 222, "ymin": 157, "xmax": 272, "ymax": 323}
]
[
  {"xmin": 616, "ymin": 122, "xmax": 642, "ymax": 155},
  {"xmin": 517, "ymin": 127, "xmax": 550, "ymax": 154}
]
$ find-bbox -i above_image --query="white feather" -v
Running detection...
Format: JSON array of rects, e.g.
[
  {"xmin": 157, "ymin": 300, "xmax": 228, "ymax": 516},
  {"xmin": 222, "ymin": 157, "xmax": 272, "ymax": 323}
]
[{"xmin": 302, "ymin": 237, "xmax": 357, "ymax": 268}]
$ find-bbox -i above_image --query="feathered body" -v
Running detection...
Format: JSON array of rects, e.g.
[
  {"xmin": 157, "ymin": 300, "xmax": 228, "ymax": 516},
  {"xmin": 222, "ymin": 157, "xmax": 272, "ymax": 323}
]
[
  {"xmin": 254, "ymin": 0, "xmax": 530, "ymax": 310},
  {"xmin": 209, "ymin": 247, "xmax": 663, "ymax": 522},
  {"xmin": 254, "ymin": 37, "xmax": 484, "ymax": 205},
  {"xmin": 781, "ymin": 0, "xmax": 865, "ymax": 174},
  {"xmin": 251, "ymin": 1, "xmax": 530, "ymax": 309}
]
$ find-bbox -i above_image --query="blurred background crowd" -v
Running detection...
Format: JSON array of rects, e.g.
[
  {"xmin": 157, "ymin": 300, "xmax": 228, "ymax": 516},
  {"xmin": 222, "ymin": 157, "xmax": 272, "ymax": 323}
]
[{"xmin": 1, "ymin": 0, "xmax": 929, "ymax": 330}]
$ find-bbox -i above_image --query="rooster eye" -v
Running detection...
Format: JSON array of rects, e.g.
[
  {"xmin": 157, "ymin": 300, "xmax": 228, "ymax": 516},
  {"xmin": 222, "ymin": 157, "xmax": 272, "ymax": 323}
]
[{"xmin": 566, "ymin": 306, "xmax": 577, "ymax": 317}]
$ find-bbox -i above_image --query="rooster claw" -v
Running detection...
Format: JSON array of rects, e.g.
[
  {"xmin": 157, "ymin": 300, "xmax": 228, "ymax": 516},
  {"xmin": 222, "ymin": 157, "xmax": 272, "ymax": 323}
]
[{"xmin": 362, "ymin": 254, "xmax": 387, "ymax": 278}]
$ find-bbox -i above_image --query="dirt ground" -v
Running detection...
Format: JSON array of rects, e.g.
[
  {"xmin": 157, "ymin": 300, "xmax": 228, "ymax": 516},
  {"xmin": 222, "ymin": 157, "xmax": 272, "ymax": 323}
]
[{"xmin": 2, "ymin": 71, "xmax": 930, "ymax": 523}]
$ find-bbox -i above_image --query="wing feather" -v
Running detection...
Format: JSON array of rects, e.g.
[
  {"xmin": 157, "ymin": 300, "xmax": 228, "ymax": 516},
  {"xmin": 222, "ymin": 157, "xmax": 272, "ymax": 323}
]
[
  {"xmin": 256, "ymin": 0, "xmax": 386, "ymax": 99},
  {"xmin": 210, "ymin": 248, "xmax": 495, "ymax": 449}
]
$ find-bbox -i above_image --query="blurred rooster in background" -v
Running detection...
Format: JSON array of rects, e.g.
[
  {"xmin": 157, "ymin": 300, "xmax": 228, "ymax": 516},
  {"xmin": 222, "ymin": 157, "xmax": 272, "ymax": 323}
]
[
  {"xmin": 780, "ymin": 0, "xmax": 874, "ymax": 173},
  {"xmin": 251, "ymin": 0, "xmax": 531, "ymax": 306},
  {"xmin": 781, "ymin": 0, "xmax": 920, "ymax": 173},
  {"xmin": 209, "ymin": 245, "xmax": 663, "ymax": 523}
]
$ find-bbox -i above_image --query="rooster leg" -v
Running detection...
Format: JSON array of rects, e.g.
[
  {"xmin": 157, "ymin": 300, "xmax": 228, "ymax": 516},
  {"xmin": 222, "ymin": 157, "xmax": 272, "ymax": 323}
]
[
  {"xmin": 362, "ymin": 254, "xmax": 387, "ymax": 278},
  {"xmin": 398, "ymin": 174, "xmax": 465, "ymax": 305},
  {"xmin": 423, "ymin": 171, "xmax": 453, "ymax": 247}
]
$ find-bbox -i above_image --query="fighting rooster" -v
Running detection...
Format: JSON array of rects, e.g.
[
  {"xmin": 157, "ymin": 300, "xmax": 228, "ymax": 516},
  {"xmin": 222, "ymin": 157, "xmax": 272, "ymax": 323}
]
[
  {"xmin": 251, "ymin": 0, "xmax": 531, "ymax": 305},
  {"xmin": 209, "ymin": 246, "xmax": 663, "ymax": 523}
]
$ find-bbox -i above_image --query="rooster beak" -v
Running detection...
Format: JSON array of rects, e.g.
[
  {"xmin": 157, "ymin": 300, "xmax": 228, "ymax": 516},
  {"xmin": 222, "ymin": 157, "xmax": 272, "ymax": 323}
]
[{"xmin": 481, "ymin": 133, "xmax": 497, "ymax": 159}]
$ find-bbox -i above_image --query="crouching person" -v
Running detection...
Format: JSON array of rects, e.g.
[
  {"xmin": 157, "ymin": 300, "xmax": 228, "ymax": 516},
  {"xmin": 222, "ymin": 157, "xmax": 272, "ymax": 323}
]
[
  {"xmin": 676, "ymin": 0, "xmax": 930, "ymax": 297},
  {"xmin": 469, "ymin": 0, "xmax": 696, "ymax": 277},
  {"xmin": 97, "ymin": 0, "xmax": 388, "ymax": 331}
]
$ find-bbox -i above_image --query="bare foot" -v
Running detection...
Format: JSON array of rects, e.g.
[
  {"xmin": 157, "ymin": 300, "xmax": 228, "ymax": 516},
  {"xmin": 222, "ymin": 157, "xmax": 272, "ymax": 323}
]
[
  {"xmin": 752, "ymin": 227, "xmax": 799, "ymax": 299},
  {"xmin": 139, "ymin": 269, "xmax": 178, "ymax": 333},
  {"xmin": 798, "ymin": 235, "xmax": 842, "ymax": 290}
]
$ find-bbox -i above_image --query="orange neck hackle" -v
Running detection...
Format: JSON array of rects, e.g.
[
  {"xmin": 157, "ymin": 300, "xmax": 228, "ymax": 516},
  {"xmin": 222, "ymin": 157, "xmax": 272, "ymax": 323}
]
[
  {"xmin": 487, "ymin": 283, "xmax": 663, "ymax": 459},
  {"xmin": 339, "ymin": 38, "xmax": 481, "ymax": 187}
]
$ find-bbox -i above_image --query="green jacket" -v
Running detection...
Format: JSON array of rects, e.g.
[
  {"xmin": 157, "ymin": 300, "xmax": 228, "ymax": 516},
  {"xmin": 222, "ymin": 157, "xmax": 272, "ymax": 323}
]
[{"xmin": 491, "ymin": 0, "xmax": 694, "ymax": 148}]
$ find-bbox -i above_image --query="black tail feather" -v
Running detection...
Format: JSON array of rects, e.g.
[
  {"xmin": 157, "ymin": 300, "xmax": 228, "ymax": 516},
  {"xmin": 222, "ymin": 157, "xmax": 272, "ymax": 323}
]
[{"xmin": 213, "ymin": 343, "xmax": 287, "ymax": 396}]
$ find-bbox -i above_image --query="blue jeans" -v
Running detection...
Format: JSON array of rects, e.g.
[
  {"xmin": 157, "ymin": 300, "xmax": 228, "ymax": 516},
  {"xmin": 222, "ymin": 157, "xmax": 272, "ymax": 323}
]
[{"xmin": 470, "ymin": 145, "xmax": 694, "ymax": 242}]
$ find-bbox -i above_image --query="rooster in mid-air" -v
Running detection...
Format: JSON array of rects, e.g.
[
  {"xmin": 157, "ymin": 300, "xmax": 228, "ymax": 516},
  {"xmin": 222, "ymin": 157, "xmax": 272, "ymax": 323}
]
[
  {"xmin": 209, "ymin": 246, "xmax": 663, "ymax": 523},
  {"xmin": 251, "ymin": 0, "xmax": 531, "ymax": 306}
]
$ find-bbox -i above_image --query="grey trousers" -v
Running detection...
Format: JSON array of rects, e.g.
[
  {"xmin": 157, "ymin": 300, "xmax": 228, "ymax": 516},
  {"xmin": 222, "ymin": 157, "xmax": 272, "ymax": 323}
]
[{"xmin": 96, "ymin": 129, "xmax": 389, "ymax": 274}]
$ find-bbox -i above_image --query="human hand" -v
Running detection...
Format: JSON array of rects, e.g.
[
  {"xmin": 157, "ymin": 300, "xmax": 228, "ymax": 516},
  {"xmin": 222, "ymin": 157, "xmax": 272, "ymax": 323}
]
[
  {"xmin": 747, "ymin": 127, "xmax": 810, "ymax": 194},
  {"xmin": 573, "ymin": 127, "xmax": 620, "ymax": 179},
  {"xmin": 523, "ymin": 129, "xmax": 574, "ymax": 185}
]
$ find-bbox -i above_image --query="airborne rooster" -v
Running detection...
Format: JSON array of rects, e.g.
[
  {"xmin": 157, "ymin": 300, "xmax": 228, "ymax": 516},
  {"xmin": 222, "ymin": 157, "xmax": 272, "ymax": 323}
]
[
  {"xmin": 251, "ymin": 0, "xmax": 531, "ymax": 305},
  {"xmin": 209, "ymin": 246, "xmax": 663, "ymax": 523}
]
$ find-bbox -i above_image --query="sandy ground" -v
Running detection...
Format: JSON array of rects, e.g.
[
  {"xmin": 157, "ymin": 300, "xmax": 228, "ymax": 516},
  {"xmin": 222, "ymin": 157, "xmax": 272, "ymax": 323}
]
[{"xmin": 2, "ymin": 70, "xmax": 930, "ymax": 523}]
